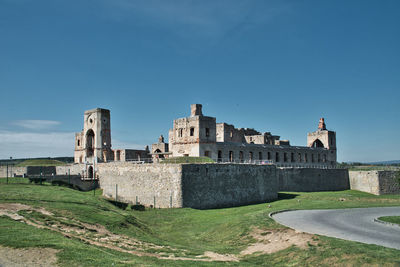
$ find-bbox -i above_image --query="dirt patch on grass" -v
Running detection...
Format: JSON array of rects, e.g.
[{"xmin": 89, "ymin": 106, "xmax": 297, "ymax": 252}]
[
  {"xmin": 0, "ymin": 203, "xmax": 317, "ymax": 263},
  {"xmin": 0, "ymin": 246, "xmax": 59, "ymax": 267},
  {"xmin": 240, "ymin": 227, "xmax": 318, "ymax": 255},
  {"xmin": 0, "ymin": 203, "xmax": 238, "ymax": 262}
]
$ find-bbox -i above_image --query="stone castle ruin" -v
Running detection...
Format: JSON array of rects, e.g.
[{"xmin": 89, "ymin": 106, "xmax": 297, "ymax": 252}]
[
  {"xmin": 1, "ymin": 104, "xmax": 397, "ymax": 208},
  {"xmin": 67, "ymin": 105, "xmax": 351, "ymax": 209},
  {"xmin": 151, "ymin": 104, "xmax": 336, "ymax": 167}
]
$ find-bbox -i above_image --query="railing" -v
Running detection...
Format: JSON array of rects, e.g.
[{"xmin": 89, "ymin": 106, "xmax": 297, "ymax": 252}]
[{"xmin": 118, "ymin": 157, "xmax": 339, "ymax": 169}]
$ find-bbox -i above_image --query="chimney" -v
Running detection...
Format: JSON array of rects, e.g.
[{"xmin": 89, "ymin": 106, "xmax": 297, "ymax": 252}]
[
  {"xmin": 190, "ymin": 104, "xmax": 203, "ymax": 117},
  {"xmin": 318, "ymin": 118, "xmax": 326, "ymax": 130}
]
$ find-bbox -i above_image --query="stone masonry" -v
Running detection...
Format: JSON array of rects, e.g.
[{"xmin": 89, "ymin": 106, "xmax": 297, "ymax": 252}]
[{"xmin": 150, "ymin": 104, "xmax": 337, "ymax": 167}]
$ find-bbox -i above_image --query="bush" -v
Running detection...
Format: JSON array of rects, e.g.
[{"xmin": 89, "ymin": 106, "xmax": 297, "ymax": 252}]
[
  {"xmin": 131, "ymin": 204, "xmax": 145, "ymax": 211},
  {"xmin": 107, "ymin": 200, "xmax": 128, "ymax": 210}
]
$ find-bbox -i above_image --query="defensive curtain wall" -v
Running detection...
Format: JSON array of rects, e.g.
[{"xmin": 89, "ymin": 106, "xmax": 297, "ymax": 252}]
[
  {"xmin": 97, "ymin": 162, "xmax": 278, "ymax": 209},
  {"xmin": 1, "ymin": 163, "xmax": 397, "ymax": 207},
  {"xmin": 278, "ymin": 168, "xmax": 349, "ymax": 192},
  {"xmin": 0, "ymin": 164, "xmax": 86, "ymax": 177},
  {"xmin": 97, "ymin": 162, "xmax": 352, "ymax": 209}
]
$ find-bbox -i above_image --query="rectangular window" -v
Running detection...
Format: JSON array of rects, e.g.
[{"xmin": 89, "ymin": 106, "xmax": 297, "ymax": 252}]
[
  {"xmin": 205, "ymin": 128, "xmax": 210, "ymax": 137},
  {"xmin": 179, "ymin": 129, "xmax": 183, "ymax": 137},
  {"xmin": 259, "ymin": 152, "xmax": 262, "ymax": 160},
  {"xmin": 284, "ymin": 153, "xmax": 288, "ymax": 162},
  {"xmin": 276, "ymin": 152, "xmax": 279, "ymax": 162},
  {"xmin": 204, "ymin": 151, "xmax": 210, "ymax": 157},
  {"xmin": 249, "ymin": 152, "xmax": 253, "ymax": 162},
  {"xmin": 291, "ymin": 152, "xmax": 295, "ymax": 162},
  {"xmin": 298, "ymin": 153, "xmax": 301, "ymax": 162},
  {"xmin": 305, "ymin": 154, "xmax": 308, "ymax": 162},
  {"xmin": 190, "ymin": 127, "xmax": 194, "ymax": 136},
  {"xmin": 218, "ymin": 150, "xmax": 222, "ymax": 162},
  {"xmin": 229, "ymin": 151, "xmax": 234, "ymax": 162},
  {"xmin": 267, "ymin": 152, "xmax": 271, "ymax": 160},
  {"xmin": 312, "ymin": 154, "xmax": 315, "ymax": 162},
  {"xmin": 239, "ymin": 151, "xmax": 244, "ymax": 163}
]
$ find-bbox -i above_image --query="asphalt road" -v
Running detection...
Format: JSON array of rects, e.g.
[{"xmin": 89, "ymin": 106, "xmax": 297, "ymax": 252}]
[{"xmin": 272, "ymin": 207, "xmax": 400, "ymax": 250}]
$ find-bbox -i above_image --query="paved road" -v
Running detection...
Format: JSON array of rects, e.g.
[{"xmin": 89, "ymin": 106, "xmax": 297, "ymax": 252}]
[{"xmin": 272, "ymin": 207, "xmax": 400, "ymax": 250}]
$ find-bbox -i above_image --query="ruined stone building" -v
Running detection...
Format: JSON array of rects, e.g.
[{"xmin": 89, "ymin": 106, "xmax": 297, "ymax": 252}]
[
  {"xmin": 74, "ymin": 108, "xmax": 149, "ymax": 168},
  {"xmin": 152, "ymin": 104, "xmax": 336, "ymax": 167}
]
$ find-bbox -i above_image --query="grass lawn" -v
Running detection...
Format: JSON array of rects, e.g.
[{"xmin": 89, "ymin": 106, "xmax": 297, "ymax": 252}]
[
  {"xmin": 16, "ymin": 159, "xmax": 67, "ymax": 167},
  {"xmin": 0, "ymin": 180, "xmax": 399, "ymax": 266},
  {"xmin": 378, "ymin": 216, "xmax": 400, "ymax": 226}
]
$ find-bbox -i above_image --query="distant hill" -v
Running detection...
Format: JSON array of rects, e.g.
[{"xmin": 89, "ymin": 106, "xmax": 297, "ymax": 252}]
[
  {"xmin": 0, "ymin": 157, "xmax": 74, "ymax": 166},
  {"xmin": 16, "ymin": 159, "xmax": 68, "ymax": 167},
  {"xmin": 366, "ymin": 160, "xmax": 400, "ymax": 165}
]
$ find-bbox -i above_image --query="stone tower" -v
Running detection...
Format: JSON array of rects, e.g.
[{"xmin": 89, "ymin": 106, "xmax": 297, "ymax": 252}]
[
  {"xmin": 74, "ymin": 108, "xmax": 113, "ymax": 163},
  {"xmin": 307, "ymin": 118, "xmax": 336, "ymax": 164}
]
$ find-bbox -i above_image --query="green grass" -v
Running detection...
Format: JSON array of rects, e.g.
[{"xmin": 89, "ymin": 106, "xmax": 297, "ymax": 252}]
[
  {"xmin": 378, "ymin": 216, "xmax": 400, "ymax": 226},
  {"xmin": 161, "ymin": 156, "xmax": 215, "ymax": 164},
  {"xmin": 348, "ymin": 165, "xmax": 400, "ymax": 171},
  {"xmin": 16, "ymin": 159, "xmax": 67, "ymax": 167},
  {"xmin": 0, "ymin": 182, "xmax": 400, "ymax": 266}
]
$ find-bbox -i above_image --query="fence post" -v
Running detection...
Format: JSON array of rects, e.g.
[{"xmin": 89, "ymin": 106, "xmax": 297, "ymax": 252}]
[
  {"xmin": 115, "ymin": 184, "xmax": 118, "ymax": 202},
  {"xmin": 154, "ymin": 196, "xmax": 156, "ymax": 208},
  {"xmin": 170, "ymin": 195, "xmax": 172, "ymax": 208},
  {"xmin": 136, "ymin": 196, "xmax": 138, "ymax": 205},
  {"xmin": 6, "ymin": 164, "xmax": 8, "ymax": 184},
  {"xmin": 40, "ymin": 166, "xmax": 42, "ymax": 185},
  {"xmin": 68, "ymin": 169, "xmax": 70, "ymax": 185}
]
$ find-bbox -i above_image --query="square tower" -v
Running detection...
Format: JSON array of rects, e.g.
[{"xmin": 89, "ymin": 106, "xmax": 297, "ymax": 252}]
[
  {"xmin": 74, "ymin": 108, "xmax": 113, "ymax": 163},
  {"xmin": 307, "ymin": 118, "xmax": 337, "ymax": 164}
]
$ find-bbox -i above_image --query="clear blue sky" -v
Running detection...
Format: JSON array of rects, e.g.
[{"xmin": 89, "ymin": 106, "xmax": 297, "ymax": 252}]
[{"xmin": 0, "ymin": 0, "xmax": 399, "ymax": 162}]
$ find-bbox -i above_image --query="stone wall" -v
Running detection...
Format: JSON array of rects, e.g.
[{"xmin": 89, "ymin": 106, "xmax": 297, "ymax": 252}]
[
  {"xmin": 97, "ymin": 162, "xmax": 183, "ymax": 208},
  {"xmin": 0, "ymin": 164, "xmax": 86, "ymax": 177},
  {"xmin": 278, "ymin": 168, "xmax": 350, "ymax": 192},
  {"xmin": 97, "ymin": 162, "xmax": 278, "ymax": 209},
  {"xmin": 349, "ymin": 171, "xmax": 400, "ymax": 195},
  {"xmin": 181, "ymin": 164, "xmax": 277, "ymax": 209},
  {"xmin": 0, "ymin": 166, "xmax": 27, "ymax": 177},
  {"xmin": 56, "ymin": 164, "xmax": 86, "ymax": 176}
]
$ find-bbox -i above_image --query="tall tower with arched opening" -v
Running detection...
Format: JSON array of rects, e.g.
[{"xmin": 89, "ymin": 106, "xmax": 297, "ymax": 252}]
[
  {"xmin": 307, "ymin": 118, "xmax": 336, "ymax": 165},
  {"xmin": 74, "ymin": 108, "xmax": 113, "ymax": 163}
]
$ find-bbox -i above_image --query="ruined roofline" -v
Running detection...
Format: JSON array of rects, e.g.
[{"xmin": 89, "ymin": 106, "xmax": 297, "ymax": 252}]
[
  {"xmin": 216, "ymin": 122, "xmax": 277, "ymax": 138},
  {"xmin": 215, "ymin": 142, "xmax": 329, "ymax": 150},
  {"xmin": 84, "ymin": 108, "xmax": 110, "ymax": 114}
]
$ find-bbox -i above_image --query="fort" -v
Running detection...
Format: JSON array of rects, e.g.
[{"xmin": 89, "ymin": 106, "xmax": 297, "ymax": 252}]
[{"xmin": 1, "ymin": 105, "xmax": 398, "ymax": 208}]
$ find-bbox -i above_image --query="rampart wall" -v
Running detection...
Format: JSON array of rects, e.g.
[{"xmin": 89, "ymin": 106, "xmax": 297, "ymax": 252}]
[
  {"xmin": 97, "ymin": 162, "xmax": 184, "ymax": 208},
  {"xmin": 277, "ymin": 168, "xmax": 350, "ymax": 192},
  {"xmin": 181, "ymin": 164, "xmax": 277, "ymax": 209},
  {"xmin": 97, "ymin": 163, "xmax": 278, "ymax": 209},
  {"xmin": 0, "ymin": 166, "xmax": 27, "ymax": 177},
  {"xmin": 349, "ymin": 171, "xmax": 400, "ymax": 195},
  {"xmin": 0, "ymin": 164, "xmax": 85, "ymax": 177}
]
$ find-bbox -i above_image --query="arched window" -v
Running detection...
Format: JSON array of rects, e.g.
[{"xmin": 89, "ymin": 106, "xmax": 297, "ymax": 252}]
[
  {"xmin": 88, "ymin": 166, "xmax": 93, "ymax": 178},
  {"xmin": 312, "ymin": 139, "xmax": 324, "ymax": 148},
  {"xmin": 86, "ymin": 129, "xmax": 95, "ymax": 157}
]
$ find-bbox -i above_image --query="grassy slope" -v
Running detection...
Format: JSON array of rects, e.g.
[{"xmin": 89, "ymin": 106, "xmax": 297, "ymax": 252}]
[
  {"xmin": 16, "ymin": 159, "xmax": 67, "ymax": 167},
  {"xmin": 379, "ymin": 216, "xmax": 400, "ymax": 226},
  {"xmin": 0, "ymin": 178, "xmax": 400, "ymax": 266}
]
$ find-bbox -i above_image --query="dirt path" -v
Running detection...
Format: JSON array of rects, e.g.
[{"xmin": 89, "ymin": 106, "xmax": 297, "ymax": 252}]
[{"xmin": 0, "ymin": 203, "xmax": 318, "ymax": 264}]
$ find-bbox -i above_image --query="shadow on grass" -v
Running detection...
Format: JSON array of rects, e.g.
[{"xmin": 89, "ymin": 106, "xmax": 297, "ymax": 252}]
[{"xmin": 277, "ymin": 192, "xmax": 299, "ymax": 200}]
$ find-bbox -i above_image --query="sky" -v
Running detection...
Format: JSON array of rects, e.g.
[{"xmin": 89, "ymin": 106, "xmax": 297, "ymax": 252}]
[{"xmin": 0, "ymin": 0, "xmax": 399, "ymax": 162}]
